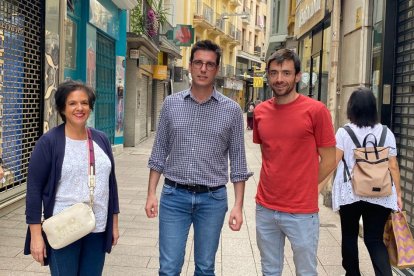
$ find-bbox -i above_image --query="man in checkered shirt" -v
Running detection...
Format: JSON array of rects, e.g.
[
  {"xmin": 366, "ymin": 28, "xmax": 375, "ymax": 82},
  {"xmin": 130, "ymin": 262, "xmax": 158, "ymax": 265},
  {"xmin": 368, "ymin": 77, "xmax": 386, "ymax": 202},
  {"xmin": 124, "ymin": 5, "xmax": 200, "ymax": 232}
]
[{"xmin": 145, "ymin": 40, "xmax": 252, "ymax": 276}]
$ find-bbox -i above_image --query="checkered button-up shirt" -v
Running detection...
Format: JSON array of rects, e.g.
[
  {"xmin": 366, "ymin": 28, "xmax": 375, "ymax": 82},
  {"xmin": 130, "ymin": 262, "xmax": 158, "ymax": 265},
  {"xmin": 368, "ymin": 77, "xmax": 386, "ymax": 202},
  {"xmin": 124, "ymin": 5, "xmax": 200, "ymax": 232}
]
[{"xmin": 148, "ymin": 88, "xmax": 253, "ymax": 187}]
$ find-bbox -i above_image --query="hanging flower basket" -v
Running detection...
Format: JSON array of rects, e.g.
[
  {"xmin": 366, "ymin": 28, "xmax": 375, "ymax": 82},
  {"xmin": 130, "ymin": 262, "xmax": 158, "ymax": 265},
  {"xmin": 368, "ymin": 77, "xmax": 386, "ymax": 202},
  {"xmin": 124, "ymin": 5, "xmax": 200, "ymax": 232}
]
[{"xmin": 146, "ymin": 8, "xmax": 159, "ymax": 37}]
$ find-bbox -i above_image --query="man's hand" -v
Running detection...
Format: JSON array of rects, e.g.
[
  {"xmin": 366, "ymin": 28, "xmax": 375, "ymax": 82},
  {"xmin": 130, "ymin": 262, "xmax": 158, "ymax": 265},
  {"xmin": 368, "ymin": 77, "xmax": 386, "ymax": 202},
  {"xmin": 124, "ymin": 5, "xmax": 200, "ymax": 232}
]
[
  {"xmin": 145, "ymin": 194, "xmax": 159, "ymax": 218},
  {"xmin": 228, "ymin": 205, "xmax": 243, "ymax": 231}
]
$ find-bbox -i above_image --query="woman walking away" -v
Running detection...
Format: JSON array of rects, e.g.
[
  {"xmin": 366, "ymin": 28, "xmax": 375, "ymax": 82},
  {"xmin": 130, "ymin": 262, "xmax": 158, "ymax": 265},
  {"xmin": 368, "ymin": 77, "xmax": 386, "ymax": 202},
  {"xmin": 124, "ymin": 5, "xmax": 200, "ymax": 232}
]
[
  {"xmin": 247, "ymin": 103, "xmax": 255, "ymax": 130},
  {"xmin": 327, "ymin": 87, "xmax": 402, "ymax": 276}
]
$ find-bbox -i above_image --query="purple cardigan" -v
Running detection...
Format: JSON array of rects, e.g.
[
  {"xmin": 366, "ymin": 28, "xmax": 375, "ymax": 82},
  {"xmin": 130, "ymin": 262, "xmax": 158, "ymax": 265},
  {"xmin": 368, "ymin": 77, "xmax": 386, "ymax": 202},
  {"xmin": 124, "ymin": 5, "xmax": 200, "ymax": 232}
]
[{"xmin": 24, "ymin": 124, "xmax": 120, "ymax": 258}]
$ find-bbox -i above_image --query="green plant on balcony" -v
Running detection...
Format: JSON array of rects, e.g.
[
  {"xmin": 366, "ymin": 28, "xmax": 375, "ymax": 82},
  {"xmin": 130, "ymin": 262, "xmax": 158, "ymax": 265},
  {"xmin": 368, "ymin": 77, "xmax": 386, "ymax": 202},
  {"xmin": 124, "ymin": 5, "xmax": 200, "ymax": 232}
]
[{"xmin": 130, "ymin": 0, "xmax": 170, "ymax": 38}]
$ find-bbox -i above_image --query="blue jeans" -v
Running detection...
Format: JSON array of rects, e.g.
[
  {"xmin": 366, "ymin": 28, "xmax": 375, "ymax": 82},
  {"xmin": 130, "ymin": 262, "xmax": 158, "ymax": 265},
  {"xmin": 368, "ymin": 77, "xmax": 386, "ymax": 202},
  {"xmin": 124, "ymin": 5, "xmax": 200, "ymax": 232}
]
[
  {"xmin": 159, "ymin": 184, "xmax": 228, "ymax": 276},
  {"xmin": 49, "ymin": 232, "xmax": 106, "ymax": 276},
  {"xmin": 256, "ymin": 204, "xmax": 319, "ymax": 276}
]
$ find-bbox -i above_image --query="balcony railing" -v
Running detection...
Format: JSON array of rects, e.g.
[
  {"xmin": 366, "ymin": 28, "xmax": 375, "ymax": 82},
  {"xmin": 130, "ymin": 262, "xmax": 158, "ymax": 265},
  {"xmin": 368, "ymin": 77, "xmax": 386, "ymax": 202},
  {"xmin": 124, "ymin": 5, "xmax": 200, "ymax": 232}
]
[
  {"xmin": 203, "ymin": 4, "xmax": 214, "ymax": 25},
  {"xmin": 215, "ymin": 13, "xmax": 225, "ymax": 32},
  {"xmin": 193, "ymin": 0, "xmax": 214, "ymax": 26},
  {"xmin": 242, "ymin": 41, "xmax": 251, "ymax": 52},
  {"xmin": 228, "ymin": 22, "xmax": 236, "ymax": 39},
  {"xmin": 242, "ymin": 7, "xmax": 250, "ymax": 23},
  {"xmin": 254, "ymin": 46, "xmax": 261, "ymax": 55}
]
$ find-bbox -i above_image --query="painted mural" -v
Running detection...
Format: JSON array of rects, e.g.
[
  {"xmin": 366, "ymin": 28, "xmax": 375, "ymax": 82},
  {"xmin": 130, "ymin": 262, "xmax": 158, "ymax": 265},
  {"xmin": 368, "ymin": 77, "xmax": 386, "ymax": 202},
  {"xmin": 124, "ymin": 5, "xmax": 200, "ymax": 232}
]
[{"xmin": 115, "ymin": 56, "xmax": 125, "ymax": 138}]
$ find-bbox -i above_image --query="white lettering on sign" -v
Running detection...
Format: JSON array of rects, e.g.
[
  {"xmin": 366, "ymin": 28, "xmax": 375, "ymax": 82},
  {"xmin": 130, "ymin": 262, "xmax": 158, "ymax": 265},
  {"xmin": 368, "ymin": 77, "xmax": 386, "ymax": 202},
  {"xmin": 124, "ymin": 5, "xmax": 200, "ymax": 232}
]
[{"xmin": 298, "ymin": 0, "xmax": 321, "ymax": 29}]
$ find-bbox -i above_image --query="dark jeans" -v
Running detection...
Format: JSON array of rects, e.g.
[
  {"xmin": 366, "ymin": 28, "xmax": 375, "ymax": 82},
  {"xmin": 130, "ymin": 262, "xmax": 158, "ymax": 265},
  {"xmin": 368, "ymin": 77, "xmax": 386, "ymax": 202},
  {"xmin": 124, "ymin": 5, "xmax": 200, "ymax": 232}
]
[
  {"xmin": 49, "ymin": 232, "xmax": 106, "ymax": 276},
  {"xmin": 339, "ymin": 201, "xmax": 392, "ymax": 276}
]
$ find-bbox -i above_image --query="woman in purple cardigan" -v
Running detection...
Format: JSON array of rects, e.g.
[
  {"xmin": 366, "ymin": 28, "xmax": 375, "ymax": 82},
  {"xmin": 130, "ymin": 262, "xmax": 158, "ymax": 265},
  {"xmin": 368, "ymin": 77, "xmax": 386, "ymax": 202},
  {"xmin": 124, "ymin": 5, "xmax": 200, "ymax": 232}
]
[{"xmin": 24, "ymin": 80, "xmax": 120, "ymax": 275}]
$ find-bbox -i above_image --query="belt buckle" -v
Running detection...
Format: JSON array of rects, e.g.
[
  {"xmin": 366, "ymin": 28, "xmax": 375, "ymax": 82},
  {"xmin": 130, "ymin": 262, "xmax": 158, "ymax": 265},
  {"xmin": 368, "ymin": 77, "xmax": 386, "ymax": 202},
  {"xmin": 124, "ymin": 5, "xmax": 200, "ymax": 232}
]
[{"xmin": 187, "ymin": 184, "xmax": 197, "ymax": 192}]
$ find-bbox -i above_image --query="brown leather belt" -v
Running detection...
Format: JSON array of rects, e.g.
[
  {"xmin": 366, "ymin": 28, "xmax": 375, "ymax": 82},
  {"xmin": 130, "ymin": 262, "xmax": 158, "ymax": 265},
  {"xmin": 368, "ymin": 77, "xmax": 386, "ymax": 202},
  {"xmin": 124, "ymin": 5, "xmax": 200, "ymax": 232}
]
[{"xmin": 165, "ymin": 178, "xmax": 224, "ymax": 193}]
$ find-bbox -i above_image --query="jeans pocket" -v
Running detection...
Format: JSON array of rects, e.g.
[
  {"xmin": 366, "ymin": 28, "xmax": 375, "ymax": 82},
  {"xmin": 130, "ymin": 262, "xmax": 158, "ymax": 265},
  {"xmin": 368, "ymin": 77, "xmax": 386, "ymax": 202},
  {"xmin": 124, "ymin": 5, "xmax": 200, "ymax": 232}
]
[
  {"xmin": 287, "ymin": 213, "xmax": 317, "ymax": 219},
  {"xmin": 161, "ymin": 184, "xmax": 174, "ymax": 195},
  {"xmin": 209, "ymin": 187, "xmax": 227, "ymax": 200}
]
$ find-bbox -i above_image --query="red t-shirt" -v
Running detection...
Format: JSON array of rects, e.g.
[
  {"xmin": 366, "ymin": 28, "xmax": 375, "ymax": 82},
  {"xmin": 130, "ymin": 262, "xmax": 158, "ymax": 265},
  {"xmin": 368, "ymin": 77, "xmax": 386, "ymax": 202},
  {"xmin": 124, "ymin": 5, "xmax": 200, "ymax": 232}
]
[{"xmin": 253, "ymin": 95, "xmax": 336, "ymax": 213}]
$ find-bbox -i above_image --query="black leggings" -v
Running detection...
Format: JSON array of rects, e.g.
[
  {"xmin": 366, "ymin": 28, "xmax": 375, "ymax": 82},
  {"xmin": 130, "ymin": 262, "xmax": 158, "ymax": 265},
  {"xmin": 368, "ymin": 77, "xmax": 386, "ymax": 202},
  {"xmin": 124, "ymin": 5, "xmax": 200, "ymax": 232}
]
[{"xmin": 339, "ymin": 201, "xmax": 392, "ymax": 276}]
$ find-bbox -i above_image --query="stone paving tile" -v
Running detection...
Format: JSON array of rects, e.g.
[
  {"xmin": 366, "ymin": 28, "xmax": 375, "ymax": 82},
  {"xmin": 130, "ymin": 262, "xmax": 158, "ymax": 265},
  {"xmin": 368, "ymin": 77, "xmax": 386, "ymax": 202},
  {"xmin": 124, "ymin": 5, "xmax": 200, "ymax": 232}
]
[
  {"xmin": 0, "ymin": 246, "xmax": 22, "ymax": 258},
  {"xmin": 111, "ymin": 244, "xmax": 158, "ymax": 257},
  {"xmin": 0, "ymin": 257, "xmax": 33, "ymax": 271},
  {"xmin": 105, "ymin": 254, "xmax": 150, "ymax": 268},
  {"xmin": 23, "ymin": 262, "xmax": 50, "ymax": 274},
  {"xmin": 0, "ymin": 271, "xmax": 49, "ymax": 276},
  {"xmin": 221, "ymin": 238, "xmax": 254, "ymax": 257},
  {"xmin": 221, "ymin": 255, "xmax": 258, "ymax": 276},
  {"xmin": 103, "ymin": 266, "xmax": 158, "ymax": 276}
]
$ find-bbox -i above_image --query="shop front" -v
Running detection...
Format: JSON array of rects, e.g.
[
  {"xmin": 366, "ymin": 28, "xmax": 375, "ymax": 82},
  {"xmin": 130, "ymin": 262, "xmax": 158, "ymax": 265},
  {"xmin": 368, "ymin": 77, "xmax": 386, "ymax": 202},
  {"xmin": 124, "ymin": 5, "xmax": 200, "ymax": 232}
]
[
  {"xmin": 0, "ymin": 0, "xmax": 43, "ymax": 207},
  {"xmin": 295, "ymin": 0, "xmax": 331, "ymax": 105},
  {"xmin": 63, "ymin": 0, "xmax": 129, "ymax": 145}
]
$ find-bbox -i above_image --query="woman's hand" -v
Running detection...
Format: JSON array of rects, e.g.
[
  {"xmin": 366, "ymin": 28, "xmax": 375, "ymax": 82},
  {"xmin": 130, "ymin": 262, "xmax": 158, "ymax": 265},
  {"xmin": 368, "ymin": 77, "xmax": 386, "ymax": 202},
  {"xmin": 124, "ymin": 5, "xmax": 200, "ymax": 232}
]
[
  {"xmin": 397, "ymin": 194, "xmax": 403, "ymax": 210},
  {"xmin": 29, "ymin": 224, "xmax": 47, "ymax": 265},
  {"xmin": 112, "ymin": 214, "xmax": 119, "ymax": 246}
]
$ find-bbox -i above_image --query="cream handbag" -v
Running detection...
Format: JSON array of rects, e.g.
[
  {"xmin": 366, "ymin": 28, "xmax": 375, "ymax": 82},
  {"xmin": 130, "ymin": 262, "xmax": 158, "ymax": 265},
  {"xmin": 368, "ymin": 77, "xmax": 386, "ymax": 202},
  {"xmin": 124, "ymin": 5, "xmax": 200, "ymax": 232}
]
[{"xmin": 42, "ymin": 128, "xmax": 97, "ymax": 249}]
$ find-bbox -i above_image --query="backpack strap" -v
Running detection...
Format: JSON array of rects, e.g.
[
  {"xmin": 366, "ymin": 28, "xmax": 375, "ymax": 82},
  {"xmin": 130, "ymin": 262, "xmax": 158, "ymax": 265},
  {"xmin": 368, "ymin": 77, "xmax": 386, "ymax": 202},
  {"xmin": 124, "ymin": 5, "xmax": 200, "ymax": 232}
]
[
  {"xmin": 378, "ymin": 125, "xmax": 387, "ymax": 147},
  {"xmin": 342, "ymin": 126, "xmax": 362, "ymax": 148},
  {"xmin": 342, "ymin": 157, "xmax": 351, "ymax": 183},
  {"xmin": 341, "ymin": 126, "xmax": 360, "ymax": 183}
]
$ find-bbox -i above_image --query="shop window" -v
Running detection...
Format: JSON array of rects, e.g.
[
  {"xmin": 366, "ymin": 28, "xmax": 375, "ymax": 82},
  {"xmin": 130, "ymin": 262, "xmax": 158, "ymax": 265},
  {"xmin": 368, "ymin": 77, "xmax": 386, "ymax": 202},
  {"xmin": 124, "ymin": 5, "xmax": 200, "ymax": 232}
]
[
  {"xmin": 64, "ymin": 18, "xmax": 77, "ymax": 69},
  {"xmin": 298, "ymin": 35, "xmax": 312, "ymax": 96},
  {"xmin": 320, "ymin": 25, "xmax": 331, "ymax": 104}
]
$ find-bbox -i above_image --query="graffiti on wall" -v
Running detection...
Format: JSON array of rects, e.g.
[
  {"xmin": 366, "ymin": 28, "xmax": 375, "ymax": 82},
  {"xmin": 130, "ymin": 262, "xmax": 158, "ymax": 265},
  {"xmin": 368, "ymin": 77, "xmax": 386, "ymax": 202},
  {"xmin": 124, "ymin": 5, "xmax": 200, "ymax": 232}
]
[
  {"xmin": 44, "ymin": 31, "xmax": 60, "ymax": 132},
  {"xmin": 115, "ymin": 56, "xmax": 125, "ymax": 137}
]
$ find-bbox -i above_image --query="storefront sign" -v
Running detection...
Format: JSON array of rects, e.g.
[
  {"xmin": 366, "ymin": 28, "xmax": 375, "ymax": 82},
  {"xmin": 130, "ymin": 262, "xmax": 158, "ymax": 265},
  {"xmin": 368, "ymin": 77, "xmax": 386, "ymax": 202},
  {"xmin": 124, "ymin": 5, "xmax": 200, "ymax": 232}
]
[
  {"xmin": 89, "ymin": 0, "xmax": 119, "ymax": 39},
  {"xmin": 129, "ymin": 49, "xmax": 140, "ymax": 59},
  {"xmin": 295, "ymin": 0, "xmax": 325, "ymax": 38},
  {"xmin": 153, "ymin": 65, "xmax": 168, "ymax": 80},
  {"xmin": 166, "ymin": 25, "xmax": 195, "ymax": 47},
  {"xmin": 0, "ymin": 21, "xmax": 24, "ymax": 35},
  {"xmin": 253, "ymin": 77, "xmax": 264, "ymax": 88}
]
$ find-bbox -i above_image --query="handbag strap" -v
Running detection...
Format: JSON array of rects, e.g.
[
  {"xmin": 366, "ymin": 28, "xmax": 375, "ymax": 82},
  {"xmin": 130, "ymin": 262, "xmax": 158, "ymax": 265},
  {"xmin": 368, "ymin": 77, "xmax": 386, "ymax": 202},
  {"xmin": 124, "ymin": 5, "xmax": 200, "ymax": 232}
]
[{"xmin": 86, "ymin": 128, "xmax": 96, "ymax": 208}]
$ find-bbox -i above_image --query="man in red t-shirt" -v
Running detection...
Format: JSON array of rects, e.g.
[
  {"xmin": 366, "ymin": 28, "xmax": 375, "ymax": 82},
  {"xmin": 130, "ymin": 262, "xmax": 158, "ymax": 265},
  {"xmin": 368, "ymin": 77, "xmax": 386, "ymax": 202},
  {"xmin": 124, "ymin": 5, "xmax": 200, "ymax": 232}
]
[{"xmin": 253, "ymin": 49, "xmax": 336, "ymax": 275}]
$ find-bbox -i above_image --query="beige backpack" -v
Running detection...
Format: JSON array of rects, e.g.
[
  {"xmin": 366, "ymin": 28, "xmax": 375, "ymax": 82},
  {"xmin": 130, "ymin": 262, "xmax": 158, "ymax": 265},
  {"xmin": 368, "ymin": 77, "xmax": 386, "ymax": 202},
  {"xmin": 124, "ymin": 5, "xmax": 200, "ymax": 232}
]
[{"xmin": 342, "ymin": 125, "xmax": 392, "ymax": 197}]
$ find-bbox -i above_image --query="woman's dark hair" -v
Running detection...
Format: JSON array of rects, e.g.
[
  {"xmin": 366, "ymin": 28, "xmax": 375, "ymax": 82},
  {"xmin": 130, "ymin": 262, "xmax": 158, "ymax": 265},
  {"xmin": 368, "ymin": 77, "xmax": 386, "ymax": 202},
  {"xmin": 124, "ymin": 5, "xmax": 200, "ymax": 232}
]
[
  {"xmin": 266, "ymin": 48, "xmax": 301, "ymax": 74},
  {"xmin": 55, "ymin": 80, "xmax": 96, "ymax": 122},
  {"xmin": 190, "ymin": 40, "xmax": 222, "ymax": 66},
  {"xmin": 347, "ymin": 87, "xmax": 378, "ymax": 127}
]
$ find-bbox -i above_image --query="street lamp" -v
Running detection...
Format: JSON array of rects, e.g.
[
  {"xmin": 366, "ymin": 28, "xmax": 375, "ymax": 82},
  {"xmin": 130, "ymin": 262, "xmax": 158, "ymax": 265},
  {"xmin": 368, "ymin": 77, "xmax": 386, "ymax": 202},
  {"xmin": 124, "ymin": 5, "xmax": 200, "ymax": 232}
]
[{"xmin": 221, "ymin": 12, "xmax": 249, "ymax": 20}]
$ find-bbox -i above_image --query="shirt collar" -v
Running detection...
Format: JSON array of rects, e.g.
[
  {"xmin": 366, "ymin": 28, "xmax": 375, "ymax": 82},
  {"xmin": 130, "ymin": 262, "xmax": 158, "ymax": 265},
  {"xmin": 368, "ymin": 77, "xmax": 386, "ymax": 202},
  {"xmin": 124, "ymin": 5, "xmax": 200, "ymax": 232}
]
[{"xmin": 183, "ymin": 87, "xmax": 222, "ymax": 102}]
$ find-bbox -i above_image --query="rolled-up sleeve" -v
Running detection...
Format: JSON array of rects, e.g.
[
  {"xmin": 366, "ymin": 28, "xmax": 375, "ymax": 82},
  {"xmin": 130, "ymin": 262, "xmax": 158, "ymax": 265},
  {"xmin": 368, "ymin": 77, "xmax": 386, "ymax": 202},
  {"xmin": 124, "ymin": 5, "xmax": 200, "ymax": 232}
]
[
  {"xmin": 148, "ymin": 98, "xmax": 171, "ymax": 173},
  {"xmin": 229, "ymin": 107, "xmax": 253, "ymax": 183}
]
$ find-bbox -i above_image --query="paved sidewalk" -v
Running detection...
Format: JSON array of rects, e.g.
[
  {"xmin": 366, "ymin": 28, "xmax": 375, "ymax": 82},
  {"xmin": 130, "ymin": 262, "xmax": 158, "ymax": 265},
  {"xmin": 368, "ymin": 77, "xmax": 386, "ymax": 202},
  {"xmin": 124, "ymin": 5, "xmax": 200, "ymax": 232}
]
[{"xmin": 0, "ymin": 128, "xmax": 379, "ymax": 275}]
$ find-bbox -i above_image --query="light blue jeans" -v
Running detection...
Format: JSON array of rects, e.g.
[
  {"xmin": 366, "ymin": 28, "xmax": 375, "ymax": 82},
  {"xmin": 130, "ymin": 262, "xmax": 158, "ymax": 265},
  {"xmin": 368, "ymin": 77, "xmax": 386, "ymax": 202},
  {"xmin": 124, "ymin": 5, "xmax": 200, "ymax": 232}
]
[
  {"xmin": 256, "ymin": 204, "xmax": 319, "ymax": 276},
  {"xmin": 159, "ymin": 184, "xmax": 228, "ymax": 276}
]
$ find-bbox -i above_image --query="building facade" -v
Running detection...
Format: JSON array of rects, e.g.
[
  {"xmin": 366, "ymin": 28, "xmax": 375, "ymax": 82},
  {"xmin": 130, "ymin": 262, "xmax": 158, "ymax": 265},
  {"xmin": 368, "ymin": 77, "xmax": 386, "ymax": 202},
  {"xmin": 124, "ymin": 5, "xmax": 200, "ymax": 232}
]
[
  {"xmin": 124, "ymin": 0, "xmax": 181, "ymax": 147},
  {"xmin": 0, "ymin": 0, "xmax": 135, "ymax": 208}
]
